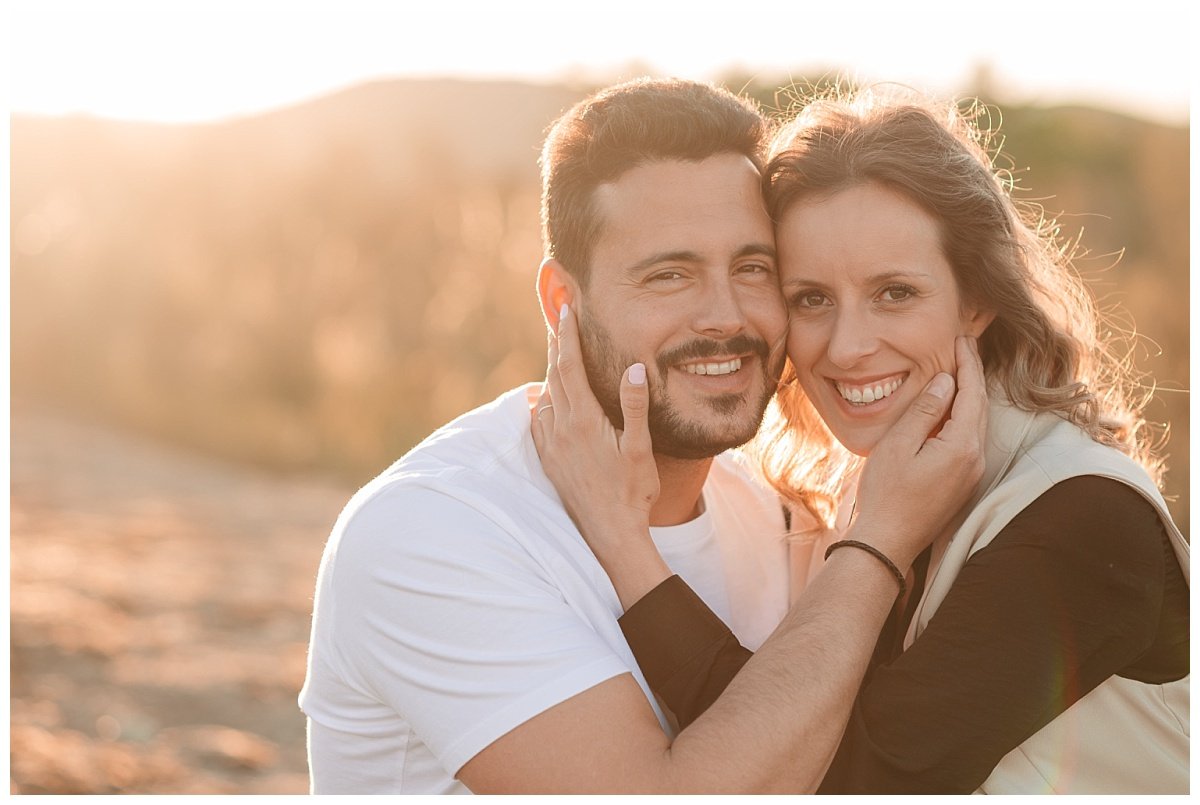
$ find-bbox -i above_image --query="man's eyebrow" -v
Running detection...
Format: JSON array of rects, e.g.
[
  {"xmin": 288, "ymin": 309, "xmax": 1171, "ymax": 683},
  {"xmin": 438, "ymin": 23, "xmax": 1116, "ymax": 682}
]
[
  {"xmin": 627, "ymin": 243, "xmax": 776, "ymax": 274},
  {"xmin": 627, "ymin": 250, "xmax": 704, "ymax": 274},
  {"xmin": 781, "ymin": 276, "xmax": 825, "ymax": 291},
  {"xmin": 735, "ymin": 242, "xmax": 777, "ymax": 261}
]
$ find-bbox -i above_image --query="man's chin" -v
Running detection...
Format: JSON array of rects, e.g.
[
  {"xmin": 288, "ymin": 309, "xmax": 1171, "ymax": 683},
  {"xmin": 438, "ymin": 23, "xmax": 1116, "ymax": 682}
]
[
  {"xmin": 652, "ymin": 438, "xmax": 750, "ymax": 461},
  {"xmin": 649, "ymin": 388, "xmax": 773, "ymax": 459},
  {"xmin": 648, "ymin": 415, "xmax": 762, "ymax": 460}
]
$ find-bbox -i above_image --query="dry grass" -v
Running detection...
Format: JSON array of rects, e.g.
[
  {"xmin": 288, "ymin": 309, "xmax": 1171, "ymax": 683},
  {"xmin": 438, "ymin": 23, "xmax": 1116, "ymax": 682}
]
[{"xmin": 10, "ymin": 405, "xmax": 352, "ymax": 794}]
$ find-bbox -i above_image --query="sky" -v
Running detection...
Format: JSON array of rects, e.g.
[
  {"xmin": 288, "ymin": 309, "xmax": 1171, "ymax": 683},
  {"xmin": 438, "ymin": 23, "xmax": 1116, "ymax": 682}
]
[{"xmin": 6, "ymin": 0, "xmax": 1193, "ymax": 126}]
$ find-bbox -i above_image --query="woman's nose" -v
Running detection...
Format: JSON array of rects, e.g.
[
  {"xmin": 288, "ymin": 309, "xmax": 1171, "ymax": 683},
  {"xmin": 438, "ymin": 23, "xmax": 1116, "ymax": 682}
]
[{"xmin": 825, "ymin": 309, "xmax": 879, "ymax": 368}]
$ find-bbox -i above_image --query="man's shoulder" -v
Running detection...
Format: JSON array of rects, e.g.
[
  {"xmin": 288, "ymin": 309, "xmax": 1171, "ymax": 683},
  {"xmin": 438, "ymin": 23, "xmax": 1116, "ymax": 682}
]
[
  {"xmin": 382, "ymin": 383, "xmax": 538, "ymax": 482},
  {"xmin": 326, "ymin": 383, "xmax": 565, "ymax": 563}
]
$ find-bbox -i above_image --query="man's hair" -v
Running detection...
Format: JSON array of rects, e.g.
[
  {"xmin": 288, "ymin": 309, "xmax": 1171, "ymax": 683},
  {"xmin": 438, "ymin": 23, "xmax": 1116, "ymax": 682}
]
[{"xmin": 539, "ymin": 77, "xmax": 767, "ymax": 286}]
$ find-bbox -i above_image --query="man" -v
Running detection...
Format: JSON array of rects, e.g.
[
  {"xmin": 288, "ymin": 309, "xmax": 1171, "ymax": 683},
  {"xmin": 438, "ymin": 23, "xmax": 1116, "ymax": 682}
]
[{"xmin": 299, "ymin": 78, "xmax": 984, "ymax": 793}]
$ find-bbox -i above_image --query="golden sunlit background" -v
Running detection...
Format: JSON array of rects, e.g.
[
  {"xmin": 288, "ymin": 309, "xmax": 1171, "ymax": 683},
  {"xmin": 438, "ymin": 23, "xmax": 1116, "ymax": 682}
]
[{"xmin": 7, "ymin": 0, "xmax": 1191, "ymax": 794}]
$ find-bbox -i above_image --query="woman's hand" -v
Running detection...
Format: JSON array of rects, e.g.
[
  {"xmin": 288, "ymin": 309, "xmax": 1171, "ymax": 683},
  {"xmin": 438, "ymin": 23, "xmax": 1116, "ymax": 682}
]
[
  {"xmin": 849, "ymin": 336, "xmax": 988, "ymax": 573},
  {"xmin": 530, "ymin": 303, "xmax": 671, "ymax": 609}
]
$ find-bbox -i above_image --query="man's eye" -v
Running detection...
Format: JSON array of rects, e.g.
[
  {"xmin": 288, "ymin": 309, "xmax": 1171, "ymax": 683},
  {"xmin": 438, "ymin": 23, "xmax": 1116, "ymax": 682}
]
[
  {"xmin": 880, "ymin": 284, "xmax": 916, "ymax": 302},
  {"xmin": 650, "ymin": 270, "xmax": 685, "ymax": 282},
  {"xmin": 792, "ymin": 291, "xmax": 828, "ymax": 308}
]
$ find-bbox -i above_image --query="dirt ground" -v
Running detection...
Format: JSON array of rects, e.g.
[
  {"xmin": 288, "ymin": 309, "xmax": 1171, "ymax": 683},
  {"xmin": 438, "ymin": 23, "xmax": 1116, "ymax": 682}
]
[{"xmin": 10, "ymin": 405, "xmax": 356, "ymax": 794}]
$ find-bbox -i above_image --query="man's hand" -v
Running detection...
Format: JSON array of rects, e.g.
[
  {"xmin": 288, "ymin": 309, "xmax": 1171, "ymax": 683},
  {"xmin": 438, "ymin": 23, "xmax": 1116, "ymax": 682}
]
[{"xmin": 851, "ymin": 336, "xmax": 988, "ymax": 571}]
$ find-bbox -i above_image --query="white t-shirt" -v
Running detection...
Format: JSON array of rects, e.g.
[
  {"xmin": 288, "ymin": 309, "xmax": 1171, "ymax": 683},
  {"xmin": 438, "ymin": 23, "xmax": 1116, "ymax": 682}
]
[{"xmin": 299, "ymin": 384, "xmax": 789, "ymax": 793}]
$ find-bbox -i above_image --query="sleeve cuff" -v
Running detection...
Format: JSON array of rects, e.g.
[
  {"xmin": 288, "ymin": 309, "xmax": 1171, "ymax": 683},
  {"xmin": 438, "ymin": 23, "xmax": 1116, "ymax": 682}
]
[{"xmin": 618, "ymin": 575, "xmax": 752, "ymax": 726}]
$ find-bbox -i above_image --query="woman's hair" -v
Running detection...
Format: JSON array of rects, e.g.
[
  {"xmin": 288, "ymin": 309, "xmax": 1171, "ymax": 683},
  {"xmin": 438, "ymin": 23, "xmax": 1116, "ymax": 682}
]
[{"xmin": 748, "ymin": 85, "xmax": 1163, "ymax": 526}]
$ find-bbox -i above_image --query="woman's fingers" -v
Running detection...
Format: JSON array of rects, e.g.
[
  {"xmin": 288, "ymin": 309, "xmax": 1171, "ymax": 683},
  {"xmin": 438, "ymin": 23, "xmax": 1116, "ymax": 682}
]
[
  {"xmin": 535, "ymin": 385, "xmax": 556, "ymax": 423},
  {"xmin": 545, "ymin": 319, "xmax": 568, "ymax": 416},
  {"xmin": 554, "ymin": 303, "xmax": 603, "ymax": 420},
  {"xmin": 530, "ymin": 384, "xmax": 555, "ymax": 454},
  {"xmin": 618, "ymin": 363, "xmax": 652, "ymax": 458}
]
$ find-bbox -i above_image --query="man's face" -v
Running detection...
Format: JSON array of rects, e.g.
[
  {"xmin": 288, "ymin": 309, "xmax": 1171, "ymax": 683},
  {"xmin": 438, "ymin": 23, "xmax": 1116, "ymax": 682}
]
[{"xmin": 575, "ymin": 153, "xmax": 787, "ymax": 460}]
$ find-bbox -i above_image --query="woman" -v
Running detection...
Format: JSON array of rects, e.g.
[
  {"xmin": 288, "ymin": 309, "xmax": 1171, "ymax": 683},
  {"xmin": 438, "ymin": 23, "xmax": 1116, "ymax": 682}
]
[{"xmin": 531, "ymin": 88, "xmax": 1188, "ymax": 793}]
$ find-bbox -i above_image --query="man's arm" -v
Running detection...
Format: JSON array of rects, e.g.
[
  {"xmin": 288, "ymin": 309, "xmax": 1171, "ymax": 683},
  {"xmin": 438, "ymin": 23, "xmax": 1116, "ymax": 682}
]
[
  {"xmin": 459, "ymin": 542, "xmax": 910, "ymax": 793},
  {"xmin": 465, "ymin": 336, "xmax": 987, "ymax": 792}
]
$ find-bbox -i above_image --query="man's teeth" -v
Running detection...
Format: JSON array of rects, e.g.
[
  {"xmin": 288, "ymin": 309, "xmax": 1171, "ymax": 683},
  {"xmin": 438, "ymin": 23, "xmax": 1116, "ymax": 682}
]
[
  {"xmin": 683, "ymin": 357, "xmax": 742, "ymax": 376},
  {"xmin": 835, "ymin": 377, "xmax": 904, "ymax": 404}
]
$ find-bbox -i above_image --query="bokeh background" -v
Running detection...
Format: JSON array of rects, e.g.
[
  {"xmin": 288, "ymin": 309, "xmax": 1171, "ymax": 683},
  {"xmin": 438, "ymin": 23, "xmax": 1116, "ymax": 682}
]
[{"xmin": 8, "ymin": 0, "xmax": 1190, "ymax": 794}]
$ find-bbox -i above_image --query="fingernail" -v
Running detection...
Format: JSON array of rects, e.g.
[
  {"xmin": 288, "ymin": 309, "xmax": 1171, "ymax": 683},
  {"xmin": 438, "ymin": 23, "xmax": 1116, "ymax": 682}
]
[
  {"xmin": 928, "ymin": 373, "xmax": 954, "ymax": 399},
  {"xmin": 629, "ymin": 363, "xmax": 646, "ymax": 385}
]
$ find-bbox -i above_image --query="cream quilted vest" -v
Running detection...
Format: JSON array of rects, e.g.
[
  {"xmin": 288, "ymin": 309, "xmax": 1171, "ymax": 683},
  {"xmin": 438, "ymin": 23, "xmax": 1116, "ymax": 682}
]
[{"xmin": 906, "ymin": 399, "xmax": 1189, "ymax": 794}]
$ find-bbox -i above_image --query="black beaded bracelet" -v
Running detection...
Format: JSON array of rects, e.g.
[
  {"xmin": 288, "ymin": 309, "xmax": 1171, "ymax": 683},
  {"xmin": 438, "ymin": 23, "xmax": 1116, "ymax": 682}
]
[{"xmin": 824, "ymin": 539, "xmax": 907, "ymax": 599}]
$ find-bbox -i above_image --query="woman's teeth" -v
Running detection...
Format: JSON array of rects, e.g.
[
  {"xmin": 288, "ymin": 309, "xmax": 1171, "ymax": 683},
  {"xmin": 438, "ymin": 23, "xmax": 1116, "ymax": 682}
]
[
  {"xmin": 683, "ymin": 358, "xmax": 742, "ymax": 376},
  {"xmin": 835, "ymin": 376, "xmax": 904, "ymax": 405}
]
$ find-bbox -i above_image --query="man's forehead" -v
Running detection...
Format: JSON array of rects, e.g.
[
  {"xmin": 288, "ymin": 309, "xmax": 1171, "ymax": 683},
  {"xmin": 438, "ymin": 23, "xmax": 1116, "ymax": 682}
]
[
  {"xmin": 587, "ymin": 154, "xmax": 772, "ymax": 265},
  {"xmin": 592, "ymin": 153, "xmax": 764, "ymax": 200}
]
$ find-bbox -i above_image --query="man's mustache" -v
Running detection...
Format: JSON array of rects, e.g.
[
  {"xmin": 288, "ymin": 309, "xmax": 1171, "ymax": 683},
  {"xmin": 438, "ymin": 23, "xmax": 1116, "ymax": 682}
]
[{"xmin": 656, "ymin": 334, "xmax": 771, "ymax": 377}]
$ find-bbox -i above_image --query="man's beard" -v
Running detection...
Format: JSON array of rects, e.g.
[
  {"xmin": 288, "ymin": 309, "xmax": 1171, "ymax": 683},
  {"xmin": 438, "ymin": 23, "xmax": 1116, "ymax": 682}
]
[{"xmin": 576, "ymin": 314, "xmax": 781, "ymax": 460}]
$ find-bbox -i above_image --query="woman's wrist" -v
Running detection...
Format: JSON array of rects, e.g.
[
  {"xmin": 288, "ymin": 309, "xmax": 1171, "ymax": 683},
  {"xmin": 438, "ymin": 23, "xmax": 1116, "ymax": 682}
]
[
  {"xmin": 583, "ymin": 522, "xmax": 671, "ymax": 610},
  {"xmin": 820, "ymin": 534, "xmax": 911, "ymax": 604},
  {"xmin": 605, "ymin": 553, "xmax": 672, "ymax": 611},
  {"xmin": 825, "ymin": 539, "xmax": 907, "ymax": 600},
  {"xmin": 840, "ymin": 518, "xmax": 919, "ymax": 576}
]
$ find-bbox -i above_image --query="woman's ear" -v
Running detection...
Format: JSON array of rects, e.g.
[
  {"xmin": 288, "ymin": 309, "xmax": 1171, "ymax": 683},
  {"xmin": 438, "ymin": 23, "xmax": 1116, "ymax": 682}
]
[
  {"xmin": 961, "ymin": 306, "xmax": 995, "ymax": 338},
  {"xmin": 537, "ymin": 258, "xmax": 577, "ymax": 332}
]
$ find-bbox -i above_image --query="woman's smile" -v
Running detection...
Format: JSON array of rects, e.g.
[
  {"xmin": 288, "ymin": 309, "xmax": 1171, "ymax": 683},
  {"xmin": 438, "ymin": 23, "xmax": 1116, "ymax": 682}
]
[{"xmin": 832, "ymin": 373, "xmax": 907, "ymax": 406}]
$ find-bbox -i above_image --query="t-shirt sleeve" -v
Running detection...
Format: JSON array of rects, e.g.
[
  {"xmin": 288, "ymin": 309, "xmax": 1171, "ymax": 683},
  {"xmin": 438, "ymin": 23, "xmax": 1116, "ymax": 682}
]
[
  {"xmin": 619, "ymin": 575, "xmax": 751, "ymax": 728},
  {"xmin": 818, "ymin": 475, "xmax": 1174, "ymax": 794},
  {"xmin": 317, "ymin": 482, "xmax": 632, "ymax": 776}
]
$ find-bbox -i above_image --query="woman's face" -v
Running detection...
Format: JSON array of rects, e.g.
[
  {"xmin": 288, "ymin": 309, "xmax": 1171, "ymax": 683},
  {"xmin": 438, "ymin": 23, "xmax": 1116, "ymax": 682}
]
[{"xmin": 777, "ymin": 181, "xmax": 991, "ymax": 457}]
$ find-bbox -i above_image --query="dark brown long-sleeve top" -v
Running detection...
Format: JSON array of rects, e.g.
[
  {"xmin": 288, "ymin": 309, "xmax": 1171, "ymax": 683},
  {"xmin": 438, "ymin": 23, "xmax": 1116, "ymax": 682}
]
[{"xmin": 618, "ymin": 476, "xmax": 1190, "ymax": 793}]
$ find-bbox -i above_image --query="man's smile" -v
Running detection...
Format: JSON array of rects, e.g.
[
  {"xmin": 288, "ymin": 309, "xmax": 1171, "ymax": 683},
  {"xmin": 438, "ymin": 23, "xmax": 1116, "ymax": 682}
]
[{"xmin": 681, "ymin": 357, "xmax": 743, "ymax": 376}]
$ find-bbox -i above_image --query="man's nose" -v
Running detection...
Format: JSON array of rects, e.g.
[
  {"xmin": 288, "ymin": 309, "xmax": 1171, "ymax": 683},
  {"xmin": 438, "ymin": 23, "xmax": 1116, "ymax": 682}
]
[{"xmin": 692, "ymin": 277, "xmax": 748, "ymax": 338}]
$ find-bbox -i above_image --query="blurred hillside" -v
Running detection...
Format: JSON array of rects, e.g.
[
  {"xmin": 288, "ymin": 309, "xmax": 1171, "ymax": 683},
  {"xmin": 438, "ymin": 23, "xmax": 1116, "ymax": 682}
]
[{"xmin": 10, "ymin": 76, "xmax": 1189, "ymax": 531}]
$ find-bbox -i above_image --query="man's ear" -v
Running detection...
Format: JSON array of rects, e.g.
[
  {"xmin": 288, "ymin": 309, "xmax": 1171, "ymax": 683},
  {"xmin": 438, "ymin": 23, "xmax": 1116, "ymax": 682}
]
[{"xmin": 536, "ymin": 258, "xmax": 578, "ymax": 333}]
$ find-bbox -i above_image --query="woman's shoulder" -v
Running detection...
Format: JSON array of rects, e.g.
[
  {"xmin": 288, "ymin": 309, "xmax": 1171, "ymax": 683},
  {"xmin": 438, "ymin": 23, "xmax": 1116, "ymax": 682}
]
[
  {"xmin": 986, "ymin": 401, "xmax": 1172, "ymax": 525},
  {"xmin": 1005, "ymin": 475, "xmax": 1167, "ymax": 569},
  {"xmin": 1002, "ymin": 404, "xmax": 1153, "ymax": 488}
]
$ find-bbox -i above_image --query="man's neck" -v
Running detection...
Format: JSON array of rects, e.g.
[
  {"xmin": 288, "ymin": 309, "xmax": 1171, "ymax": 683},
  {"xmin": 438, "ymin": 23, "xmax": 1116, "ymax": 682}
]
[{"xmin": 649, "ymin": 454, "xmax": 714, "ymax": 527}]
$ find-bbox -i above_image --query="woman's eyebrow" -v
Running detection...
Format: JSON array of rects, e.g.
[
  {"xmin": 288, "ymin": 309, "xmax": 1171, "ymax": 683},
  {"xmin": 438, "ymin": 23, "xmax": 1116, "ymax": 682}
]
[{"xmin": 783, "ymin": 270, "xmax": 932, "ymax": 289}]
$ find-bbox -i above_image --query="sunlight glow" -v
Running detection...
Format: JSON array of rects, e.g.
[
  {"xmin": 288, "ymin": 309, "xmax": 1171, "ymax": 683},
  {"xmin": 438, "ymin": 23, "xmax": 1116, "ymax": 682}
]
[{"xmin": 9, "ymin": 0, "xmax": 1191, "ymax": 125}]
